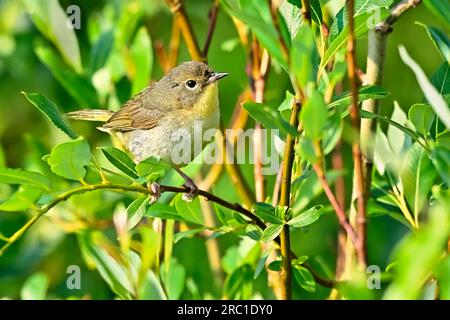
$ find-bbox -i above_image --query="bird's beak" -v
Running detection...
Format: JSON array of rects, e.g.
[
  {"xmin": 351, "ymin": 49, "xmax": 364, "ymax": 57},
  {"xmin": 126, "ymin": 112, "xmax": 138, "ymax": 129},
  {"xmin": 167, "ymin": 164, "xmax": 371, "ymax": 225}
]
[{"xmin": 206, "ymin": 72, "xmax": 228, "ymax": 85}]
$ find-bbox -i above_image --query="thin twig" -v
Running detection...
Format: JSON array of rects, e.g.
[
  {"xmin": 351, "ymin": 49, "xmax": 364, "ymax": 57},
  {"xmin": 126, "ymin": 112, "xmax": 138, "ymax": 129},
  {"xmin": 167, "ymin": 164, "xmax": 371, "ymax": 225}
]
[
  {"xmin": 202, "ymin": 0, "xmax": 220, "ymax": 56},
  {"xmin": 0, "ymin": 183, "xmax": 262, "ymax": 257},
  {"xmin": 313, "ymin": 164, "xmax": 358, "ymax": 245},
  {"xmin": 346, "ymin": 0, "xmax": 367, "ymax": 268}
]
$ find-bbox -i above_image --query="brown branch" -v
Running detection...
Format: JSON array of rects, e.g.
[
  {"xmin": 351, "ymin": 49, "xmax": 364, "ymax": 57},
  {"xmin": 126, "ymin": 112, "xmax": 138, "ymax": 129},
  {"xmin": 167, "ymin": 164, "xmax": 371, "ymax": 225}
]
[
  {"xmin": 202, "ymin": 0, "xmax": 220, "ymax": 56},
  {"xmin": 346, "ymin": 0, "xmax": 367, "ymax": 268},
  {"xmin": 165, "ymin": 0, "xmax": 204, "ymax": 61},
  {"xmin": 376, "ymin": 0, "xmax": 422, "ymax": 34},
  {"xmin": 312, "ymin": 164, "xmax": 358, "ymax": 245},
  {"xmin": 267, "ymin": 0, "xmax": 289, "ymax": 58},
  {"xmin": 168, "ymin": 20, "xmax": 181, "ymax": 69},
  {"xmin": 250, "ymin": 39, "xmax": 270, "ymax": 202}
]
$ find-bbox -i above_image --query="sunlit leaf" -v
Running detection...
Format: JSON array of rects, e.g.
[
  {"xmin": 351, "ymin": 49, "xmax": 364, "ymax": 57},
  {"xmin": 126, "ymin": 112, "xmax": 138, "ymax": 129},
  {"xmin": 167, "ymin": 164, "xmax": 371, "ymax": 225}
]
[
  {"xmin": 301, "ymin": 89, "xmax": 327, "ymax": 140},
  {"xmin": 384, "ymin": 201, "xmax": 450, "ymax": 299},
  {"xmin": 0, "ymin": 168, "xmax": 51, "ymax": 190},
  {"xmin": 251, "ymin": 202, "xmax": 283, "ymax": 224},
  {"xmin": 22, "ymin": 92, "xmax": 78, "ymax": 139},
  {"xmin": 130, "ymin": 27, "xmax": 153, "ymax": 95},
  {"xmin": 20, "ymin": 272, "xmax": 49, "ymax": 300},
  {"xmin": 417, "ymin": 23, "xmax": 450, "ymax": 64},
  {"xmin": 23, "ymin": 0, "xmax": 82, "ymax": 72},
  {"xmin": 293, "ymin": 265, "xmax": 316, "ymax": 292},
  {"xmin": 287, "ymin": 205, "xmax": 324, "ymax": 228},
  {"xmin": 174, "ymin": 194, "xmax": 205, "ymax": 225},
  {"xmin": 260, "ymin": 224, "xmax": 284, "ymax": 242},
  {"xmin": 45, "ymin": 137, "xmax": 91, "ymax": 181},
  {"xmin": 408, "ymin": 104, "xmax": 435, "ymax": 134},
  {"xmin": 242, "ymin": 102, "xmax": 297, "ymax": 138},
  {"xmin": 399, "ymin": 46, "xmax": 450, "ymax": 130},
  {"xmin": 100, "ymin": 147, "xmax": 138, "ymax": 178},
  {"xmin": 0, "ymin": 185, "xmax": 42, "ymax": 212},
  {"xmin": 291, "ymin": 25, "xmax": 319, "ymax": 89},
  {"xmin": 400, "ymin": 143, "xmax": 436, "ymax": 223}
]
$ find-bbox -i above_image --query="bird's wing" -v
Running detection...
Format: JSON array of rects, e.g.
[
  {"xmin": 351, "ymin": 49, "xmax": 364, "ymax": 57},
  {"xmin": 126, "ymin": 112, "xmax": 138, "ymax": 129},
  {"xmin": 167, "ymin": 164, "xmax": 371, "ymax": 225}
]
[{"xmin": 102, "ymin": 88, "xmax": 165, "ymax": 132}]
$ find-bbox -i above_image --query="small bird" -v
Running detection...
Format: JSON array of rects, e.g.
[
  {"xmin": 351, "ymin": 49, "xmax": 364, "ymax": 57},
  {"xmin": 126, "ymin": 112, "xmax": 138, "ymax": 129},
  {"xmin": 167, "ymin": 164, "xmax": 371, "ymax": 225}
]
[{"xmin": 66, "ymin": 61, "xmax": 228, "ymax": 199}]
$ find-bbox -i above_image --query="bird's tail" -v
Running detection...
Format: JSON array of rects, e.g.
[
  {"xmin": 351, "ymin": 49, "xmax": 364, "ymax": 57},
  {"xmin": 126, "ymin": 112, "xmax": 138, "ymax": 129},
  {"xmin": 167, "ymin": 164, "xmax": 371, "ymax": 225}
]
[{"xmin": 65, "ymin": 109, "xmax": 114, "ymax": 122}]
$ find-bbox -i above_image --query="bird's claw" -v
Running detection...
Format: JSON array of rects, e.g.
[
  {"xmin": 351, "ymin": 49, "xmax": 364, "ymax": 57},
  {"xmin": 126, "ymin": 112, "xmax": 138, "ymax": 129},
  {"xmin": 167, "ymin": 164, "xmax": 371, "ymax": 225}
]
[
  {"xmin": 149, "ymin": 182, "xmax": 161, "ymax": 204},
  {"xmin": 182, "ymin": 179, "xmax": 198, "ymax": 202}
]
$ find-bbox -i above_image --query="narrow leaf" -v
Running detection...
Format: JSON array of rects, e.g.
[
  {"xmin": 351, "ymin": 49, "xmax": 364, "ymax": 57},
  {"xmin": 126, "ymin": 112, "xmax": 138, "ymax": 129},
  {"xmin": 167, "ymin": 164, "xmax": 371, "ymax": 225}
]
[
  {"xmin": 100, "ymin": 147, "xmax": 138, "ymax": 178},
  {"xmin": 22, "ymin": 92, "xmax": 78, "ymax": 139},
  {"xmin": 0, "ymin": 168, "xmax": 50, "ymax": 190},
  {"xmin": 399, "ymin": 46, "xmax": 450, "ymax": 130}
]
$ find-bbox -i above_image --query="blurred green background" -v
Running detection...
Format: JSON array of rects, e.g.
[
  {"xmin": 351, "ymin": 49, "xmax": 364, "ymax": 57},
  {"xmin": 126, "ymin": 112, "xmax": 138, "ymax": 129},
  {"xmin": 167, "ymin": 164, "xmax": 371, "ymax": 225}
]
[{"xmin": 0, "ymin": 0, "xmax": 446, "ymax": 299}]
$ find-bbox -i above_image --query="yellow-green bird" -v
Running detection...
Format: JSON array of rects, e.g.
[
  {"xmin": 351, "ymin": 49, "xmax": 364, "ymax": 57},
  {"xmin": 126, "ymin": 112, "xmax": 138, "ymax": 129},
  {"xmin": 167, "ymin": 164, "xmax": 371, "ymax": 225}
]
[{"xmin": 66, "ymin": 61, "xmax": 228, "ymax": 199}]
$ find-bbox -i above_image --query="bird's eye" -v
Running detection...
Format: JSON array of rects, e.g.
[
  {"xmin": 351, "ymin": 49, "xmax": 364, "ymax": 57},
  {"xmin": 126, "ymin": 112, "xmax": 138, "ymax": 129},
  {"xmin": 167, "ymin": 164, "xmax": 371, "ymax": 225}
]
[{"xmin": 185, "ymin": 80, "xmax": 197, "ymax": 90}]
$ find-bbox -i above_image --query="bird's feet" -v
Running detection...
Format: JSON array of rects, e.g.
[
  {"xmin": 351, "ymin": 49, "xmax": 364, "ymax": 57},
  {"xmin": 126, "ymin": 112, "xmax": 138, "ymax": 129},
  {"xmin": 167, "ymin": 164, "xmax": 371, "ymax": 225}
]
[
  {"xmin": 149, "ymin": 182, "xmax": 161, "ymax": 204},
  {"xmin": 181, "ymin": 175, "xmax": 199, "ymax": 202}
]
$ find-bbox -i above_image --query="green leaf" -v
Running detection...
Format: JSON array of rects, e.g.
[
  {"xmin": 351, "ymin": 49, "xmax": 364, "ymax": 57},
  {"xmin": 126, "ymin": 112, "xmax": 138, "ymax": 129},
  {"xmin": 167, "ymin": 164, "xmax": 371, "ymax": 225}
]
[
  {"xmin": 328, "ymin": 85, "xmax": 390, "ymax": 111},
  {"xmin": 301, "ymin": 89, "xmax": 328, "ymax": 140},
  {"xmin": 287, "ymin": 205, "xmax": 324, "ymax": 228},
  {"xmin": 387, "ymin": 103, "xmax": 409, "ymax": 155},
  {"xmin": 160, "ymin": 258, "xmax": 186, "ymax": 300},
  {"xmin": 35, "ymin": 44, "xmax": 100, "ymax": 108},
  {"xmin": 242, "ymin": 102, "xmax": 297, "ymax": 138},
  {"xmin": 22, "ymin": 92, "xmax": 78, "ymax": 139},
  {"xmin": 322, "ymin": 9, "xmax": 389, "ymax": 69},
  {"xmin": 423, "ymin": 0, "xmax": 450, "ymax": 28},
  {"xmin": 417, "ymin": 23, "xmax": 450, "ymax": 64},
  {"xmin": 287, "ymin": 0, "xmax": 322, "ymax": 25},
  {"xmin": 46, "ymin": 137, "xmax": 91, "ymax": 181},
  {"xmin": 173, "ymin": 228, "xmax": 206, "ymax": 243},
  {"xmin": 0, "ymin": 185, "xmax": 42, "ymax": 212},
  {"xmin": 399, "ymin": 46, "xmax": 450, "ymax": 130},
  {"xmin": 290, "ymin": 24, "xmax": 319, "ymax": 89},
  {"xmin": 78, "ymin": 231, "xmax": 134, "ymax": 299},
  {"xmin": 136, "ymin": 156, "xmax": 171, "ymax": 182},
  {"xmin": 174, "ymin": 195, "xmax": 205, "ymax": 225},
  {"xmin": 90, "ymin": 29, "xmax": 114, "ymax": 74},
  {"xmin": 431, "ymin": 146, "xmax": 450, "ymax": 185},
  {"xmin": 127, "ymin": 196, "xmax": 149, "ymax": 230},
  {"xmin": 268, "ymin": 260, "xmax": 282, "ymax": 271},
  {"xmin": 222, "ymin": 0, "xmax": 287, "ymax": 68},
  {"xmin": 145, "ymin": 203, "xmax": 187, "ymax": 222},
  {"xmin": 431, "ymin": 62, "xmax": 450, "ymax": 96},
  {"xmin": 260, "ymin": 224, "xmax": 284, "ymax": 242},
  {"xmin": 384, "ymin": 200, "xmax": 450, "ymax": 299},
  {"xmin": 296, "ymin": 136, "xmax": 319, "ymax": 164},
  {"xmin": 328, "ymin": 0, "xmax": 393, "ymax": 44},
  {"xmin": 400, "ymin": 143, "xmax": 436, "ymax": 223},
  {"xmin": 23, "ymin": 0, "xmax": 82, "ymax": 72},
  {"xmin": 0, "ymin": 168, "xmax": 51, "ymax": 190},
  {"xmin": 251, "ymin": 202, "xmax": 283, "ymax": 224},
  {"xmin": 100, "ymin": 147, "xmax": 138, "ymax": 178},
  {"xmin": 293, "ymin": 265, "xmax": 316, "ymax": 292},
  {"xmin": 361, "ymin": 110, "xmax": 420, "ymax": 142},
  {"xmin": 435, "ymin": 256, "xmax": 450, "ymax": 300},
  {"xmin": 139, "ymin": 270, "xmax": 167, "ymax": 300},
  {"xmin": 130, "ymin": 27, "xmax": 153, "ymax": 95},
  {"xmin": 408, "ymin": 104, "xmax": 435, "ymax": 134},
  {"xmin": 20, "ymin": 272, "xmax": 49, "ymax": 300}
]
